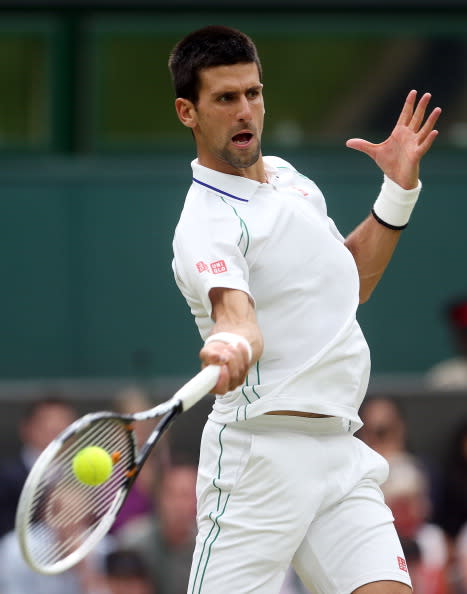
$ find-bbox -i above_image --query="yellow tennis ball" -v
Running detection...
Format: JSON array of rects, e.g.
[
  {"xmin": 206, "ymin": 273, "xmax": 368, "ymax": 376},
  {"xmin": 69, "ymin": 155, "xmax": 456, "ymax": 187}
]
[{"xmin": 72, "ymin": 446, "xmax": 113, "ymax": 486}]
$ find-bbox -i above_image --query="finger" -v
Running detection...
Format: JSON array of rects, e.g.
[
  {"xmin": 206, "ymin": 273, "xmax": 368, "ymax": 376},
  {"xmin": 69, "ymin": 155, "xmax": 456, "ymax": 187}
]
[
  {"xmin": 409, "ymin": 92, "xmax": 432, "ymax": 131},
  {"xmin": 223, "ymin": 344, "xmax": 242, "ymax": 390},
  {"xmin": 213, "ymin": 365, "xmax": 232, "ymax": 394},
  {"xmin": 208, "ymin": 348, "xmax": 238, "ymax": 394},
  {"xmin": 200, "ymin": 342, "xmax": 249, "ymax": 392},
  {"xmin": 200, "ymin": 344, "xmax": 229, "ymax": 367},
  {"xmin": 346, "ymin": 138, "xmax": 378, "ymax": 158},
  {"xmin": 396, "ymin": 89, "xmax": 417, "ymax": 127},
  {"xmin": 417, "ymin": 129, "xmax": 440, "ymax": 157},
  {"xmin": 417, "ymin": 106, "xmax": 442, "ymax": 144}
]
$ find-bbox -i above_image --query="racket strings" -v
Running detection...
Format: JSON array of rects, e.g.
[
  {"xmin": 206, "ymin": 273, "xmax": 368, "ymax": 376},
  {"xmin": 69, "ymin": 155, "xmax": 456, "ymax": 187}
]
[{"xmin": 24, "ymin": 418, "xmax": 135, "ymax": 569}]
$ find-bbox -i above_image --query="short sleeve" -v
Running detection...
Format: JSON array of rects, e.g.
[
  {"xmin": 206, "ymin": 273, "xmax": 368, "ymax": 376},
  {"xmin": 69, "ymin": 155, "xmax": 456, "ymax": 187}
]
[{"xmin": 173, "ymin": 200, "xmax": 253, "ymax": 320}]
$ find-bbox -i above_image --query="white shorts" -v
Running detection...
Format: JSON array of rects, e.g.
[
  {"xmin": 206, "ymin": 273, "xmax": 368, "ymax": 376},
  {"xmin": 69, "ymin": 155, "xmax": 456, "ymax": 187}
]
[{"xmin": 189, "ymin": 415, "xmax": 412, "ymax": 594}]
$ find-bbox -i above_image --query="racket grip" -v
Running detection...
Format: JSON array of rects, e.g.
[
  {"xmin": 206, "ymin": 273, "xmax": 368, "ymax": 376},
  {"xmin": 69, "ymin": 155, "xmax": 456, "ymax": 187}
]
[{"xmin": 175, "ymin": 365, "xmax": 221, "ymax": 412}]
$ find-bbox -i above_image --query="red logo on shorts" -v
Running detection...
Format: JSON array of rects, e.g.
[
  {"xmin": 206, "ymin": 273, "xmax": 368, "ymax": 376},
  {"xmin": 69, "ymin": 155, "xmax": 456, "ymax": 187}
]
[
  {"xmin": 397, "ymin": 556, "xmax": 408, "ymax": 572},
  {"xmin": 196, "ymin": 261, "xmax": 209, "ymax": 273},
  {"xmin": 210, "ymin": 260, "xmax": 227, "ymax": 274}
]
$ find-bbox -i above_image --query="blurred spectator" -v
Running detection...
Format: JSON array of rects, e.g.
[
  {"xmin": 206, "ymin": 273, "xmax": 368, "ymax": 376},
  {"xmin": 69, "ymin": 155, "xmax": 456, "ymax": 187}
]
[
  {"xmin": 359, "ymin": 399, "xmax": 452, "ymax": 588},
  {"xmin": 434, "ymin": 419, "xmax": 467, "ymax": 542},
  {"xmin": 0, "ymin": 395, "xmax": 77, "ymax": 537},
  {"xmin": 357, "ymin": 396, "xmax": 408, "ymax": 461},
  {"xmin": 0, "ymin": 479, "xmax": 113, "ymax": 594},
  {"xmin": 357, "ymin": 396, "xmax": 441, "ymax": 510},
  {"xmin": 117, "ymin": 460, "xmax": 197, "ymax": 594},
  {"xmin": 382, "ymin": 453, "xmax": 450, "ymax": 593},
  {"xmin": 427, "ymin": 297, "xmax": 467, "ymax": 389},
  {"xmin": 0, "ymin": 529, "xmax": 113, "ymax": 594},
  {"xmin": 102, "ymin": 550, "xmax": 156, "ymax": 594},
  {"xmin": 110, "ymin": 387, "xmax": 170, "ymax": 534},
  {"xmin": 0, "ymin": 528, "xmax": 83, "ymax": 594},
  {"xmin": 400, "ymin": 537, "xmax": 450, "ymax": 594},
  {"xmin": 113, "ymin": 387, "xmax": 156, "ymax": 450}
]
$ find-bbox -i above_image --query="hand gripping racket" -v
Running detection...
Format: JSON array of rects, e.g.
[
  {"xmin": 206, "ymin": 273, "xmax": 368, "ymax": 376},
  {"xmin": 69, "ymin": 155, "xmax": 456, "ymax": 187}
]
[{"xmin": 15, "ymin": 364, "xmax": 220, "ymax": 575}]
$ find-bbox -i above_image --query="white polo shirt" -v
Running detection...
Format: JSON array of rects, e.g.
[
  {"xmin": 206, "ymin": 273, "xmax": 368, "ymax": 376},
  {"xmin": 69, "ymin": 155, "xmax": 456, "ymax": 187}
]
[{"xmin": 172, "ymin": 156, "xmax": 370, "ymax": 430}]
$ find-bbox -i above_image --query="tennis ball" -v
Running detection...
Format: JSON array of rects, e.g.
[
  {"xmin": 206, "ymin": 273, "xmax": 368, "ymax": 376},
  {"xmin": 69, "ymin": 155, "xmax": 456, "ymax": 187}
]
[{"xmin": 72, "ymin": 446, "xmax": 113, "ymax": 486}]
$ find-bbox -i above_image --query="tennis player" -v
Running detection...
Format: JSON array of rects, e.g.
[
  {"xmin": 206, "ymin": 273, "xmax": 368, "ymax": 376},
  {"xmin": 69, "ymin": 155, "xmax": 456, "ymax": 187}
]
[{"xmin": 169, "ymin": 26, "xmax": 441, "ymax": 594}]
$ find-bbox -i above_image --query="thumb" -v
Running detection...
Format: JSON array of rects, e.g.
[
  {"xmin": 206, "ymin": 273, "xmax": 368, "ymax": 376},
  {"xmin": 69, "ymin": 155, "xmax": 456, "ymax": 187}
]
[{"xmin": 345, "ymin": 138, "xmax": 376, "ymax": 157}]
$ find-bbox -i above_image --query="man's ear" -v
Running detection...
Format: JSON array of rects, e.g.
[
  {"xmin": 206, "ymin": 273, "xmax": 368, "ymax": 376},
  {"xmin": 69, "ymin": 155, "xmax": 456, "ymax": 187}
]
[{"xmin": 175, "ymin": 97, "xmax": 197, "ymax": 129}]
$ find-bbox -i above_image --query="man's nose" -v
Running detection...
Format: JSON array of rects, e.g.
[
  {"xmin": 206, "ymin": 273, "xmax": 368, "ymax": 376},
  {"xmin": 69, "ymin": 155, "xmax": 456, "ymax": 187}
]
[{"xmin": 237, "ymin": 95, "xmax": 253, "ymax": 121}]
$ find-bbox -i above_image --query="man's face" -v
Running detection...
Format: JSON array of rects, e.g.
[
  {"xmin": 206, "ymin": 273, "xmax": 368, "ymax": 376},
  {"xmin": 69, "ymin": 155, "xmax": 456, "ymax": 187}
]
[
  {"xmin": 21, "ymin": 404, "xmax": 76, "ymax": 452},
  {"xmin": 358, "ymin": 399, "xmax": 405, "ymax": 455},
  {"xmin": 159, "ymin": 465, "xmax": 197, "ymax": 528},
  {"xmin": 191, "ymin": 62, "xmax": 264, "ymax": 174}
]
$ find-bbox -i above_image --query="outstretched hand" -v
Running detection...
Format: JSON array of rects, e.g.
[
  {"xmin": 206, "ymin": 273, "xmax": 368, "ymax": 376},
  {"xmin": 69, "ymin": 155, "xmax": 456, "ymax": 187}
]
[{"xmin": 346, "ymin": 90, "xmax": 442, "ymax": 189}]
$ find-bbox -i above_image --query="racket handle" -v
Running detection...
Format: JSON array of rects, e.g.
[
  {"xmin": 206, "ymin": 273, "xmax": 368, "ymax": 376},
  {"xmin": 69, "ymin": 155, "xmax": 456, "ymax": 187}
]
[{"xmin": 174, "ymin": 365, "xmax": 221, "ymax": 412}]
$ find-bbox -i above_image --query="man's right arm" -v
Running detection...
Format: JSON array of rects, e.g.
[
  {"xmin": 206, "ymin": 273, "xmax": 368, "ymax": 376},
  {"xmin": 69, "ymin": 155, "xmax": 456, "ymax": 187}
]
[{"xmin": 200, "ymin": 287, "xmax": 263, "ymax": 395}]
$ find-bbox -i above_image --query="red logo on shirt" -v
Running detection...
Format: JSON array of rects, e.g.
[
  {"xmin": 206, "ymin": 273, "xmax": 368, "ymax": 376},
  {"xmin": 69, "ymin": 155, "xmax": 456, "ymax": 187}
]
[
  {"xmin": 293, "ymin": 186, "xmax": 309, "ymax": 197},
  {"xmin": 210, "ymin": 260, "xmax": 227, "ymax": 274},
  {"xmin": 397, "ymin": 556, "xmax": 408, "ymax": 573},
  {"xmin": 196, "ymin": 261, "xmax": 209, "ymax": 273}
]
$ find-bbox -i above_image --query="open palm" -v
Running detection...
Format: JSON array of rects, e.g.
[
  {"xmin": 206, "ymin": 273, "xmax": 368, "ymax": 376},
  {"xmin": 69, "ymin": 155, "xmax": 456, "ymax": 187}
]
[{"xmin": 346, "ymin": 90, "xmax": 442, "ymax": 189}]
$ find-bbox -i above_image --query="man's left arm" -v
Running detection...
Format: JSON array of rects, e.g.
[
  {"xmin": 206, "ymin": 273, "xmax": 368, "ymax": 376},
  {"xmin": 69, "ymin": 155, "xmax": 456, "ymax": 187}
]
[{"xmin": 344, "ymin": 90, "xmax": 441, "ymax": 303}]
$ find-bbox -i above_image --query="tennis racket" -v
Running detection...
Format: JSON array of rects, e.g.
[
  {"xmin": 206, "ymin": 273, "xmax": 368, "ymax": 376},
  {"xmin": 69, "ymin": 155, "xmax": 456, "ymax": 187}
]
[{"xmin": 15, "ymin": 364, "xmax": 220, "ymax": 575}]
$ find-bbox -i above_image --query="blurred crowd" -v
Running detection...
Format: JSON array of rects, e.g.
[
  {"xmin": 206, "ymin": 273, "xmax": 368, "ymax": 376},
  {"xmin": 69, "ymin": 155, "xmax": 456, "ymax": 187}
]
[
  {"xmin": 0, "ymin": 390, "xmax": 466, "ymax": 594},
  {"xmin": 358, "ymin": 398, "xmax": 467, "ymax": 594},
  {"xmin": 0, "ymin": 385, "xmax": 466, "ymax": 593},
  {"xmin": 0, "ymin": 391, "xmax": 197, "ymax": 594}
]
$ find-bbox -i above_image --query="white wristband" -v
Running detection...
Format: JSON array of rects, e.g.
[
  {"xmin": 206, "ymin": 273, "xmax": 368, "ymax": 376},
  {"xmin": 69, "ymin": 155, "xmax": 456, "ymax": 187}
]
[
  {"xmin": 372, "ymin": 175, "xmax": 422, "ymax": 230},
  {"xmin": 205, "ymin": 332, "xmax": 253, "ymax": 363}
]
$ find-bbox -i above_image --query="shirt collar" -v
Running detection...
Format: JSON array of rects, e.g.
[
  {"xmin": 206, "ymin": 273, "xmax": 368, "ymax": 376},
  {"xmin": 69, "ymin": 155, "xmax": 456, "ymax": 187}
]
[{"xmin": 191, "ymin": 159, "xmax": 264, "ymax": 203}]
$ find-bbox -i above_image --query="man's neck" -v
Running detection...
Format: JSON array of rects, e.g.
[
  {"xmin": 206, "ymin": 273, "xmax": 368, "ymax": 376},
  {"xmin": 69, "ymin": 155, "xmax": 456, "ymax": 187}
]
[{"xmin": 197, "ymin": 154, "xmax": 267, "ymax": 184}]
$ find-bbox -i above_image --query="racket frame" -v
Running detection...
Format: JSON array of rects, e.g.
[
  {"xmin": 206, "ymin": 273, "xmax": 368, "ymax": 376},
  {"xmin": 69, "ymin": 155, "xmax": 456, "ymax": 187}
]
[{"xmin": 16, "ymin": 364, "xmax": 220, "ymax": 574}]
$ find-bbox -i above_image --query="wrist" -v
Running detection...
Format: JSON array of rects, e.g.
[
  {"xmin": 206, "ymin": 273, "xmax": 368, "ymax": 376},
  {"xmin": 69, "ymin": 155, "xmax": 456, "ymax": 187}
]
[
  {"xmin": 372, "ymin": 174, "xmax": 422, "ymax": 230},
  {"xmin": 205, "ymin": 332, "xmax": 253, "ymax": 363}
]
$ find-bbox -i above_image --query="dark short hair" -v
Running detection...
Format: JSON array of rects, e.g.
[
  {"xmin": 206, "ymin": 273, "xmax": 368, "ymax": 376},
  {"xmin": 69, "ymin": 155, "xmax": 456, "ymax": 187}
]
[{"xmin": 168, "ymin": 25, "xmax": 262, "ymax": 104}]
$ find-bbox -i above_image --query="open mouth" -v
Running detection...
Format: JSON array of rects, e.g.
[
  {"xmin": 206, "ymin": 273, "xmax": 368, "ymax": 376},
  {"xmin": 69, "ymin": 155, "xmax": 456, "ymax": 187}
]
[{"xmin": 232, "ymin": 132, "xmax": 253, "ymax": 146}]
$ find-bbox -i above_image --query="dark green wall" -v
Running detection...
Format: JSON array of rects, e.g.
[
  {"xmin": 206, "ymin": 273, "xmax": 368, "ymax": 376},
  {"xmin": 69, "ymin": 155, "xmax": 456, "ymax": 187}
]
[{"xmin": 1, "ymin": 147, "xmax": 465, "ymax": 379}]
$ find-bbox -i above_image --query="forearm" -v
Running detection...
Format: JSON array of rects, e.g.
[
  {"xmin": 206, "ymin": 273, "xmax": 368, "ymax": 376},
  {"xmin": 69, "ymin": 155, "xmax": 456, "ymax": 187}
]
[
  {"xmin": 343, "ymin": 91, "xmax": 440, "ymax": 303},
  {"xmin": 345, "ymin": 174, "xmax": 422, "ymax": 303},
  {"xmin": 345, "ymin": 215, "xmax": 401, "ymax": 304},
  {"xmin": 201, "ymin": 288, "xmax": 263, "ymax": 394},
  {"xmin": 208, "ymin": 321, "xmax": 263, "ymax": 365},
  {"xmin": 208, "ymin": 287, "xmax": 263, "ymax": 363}
]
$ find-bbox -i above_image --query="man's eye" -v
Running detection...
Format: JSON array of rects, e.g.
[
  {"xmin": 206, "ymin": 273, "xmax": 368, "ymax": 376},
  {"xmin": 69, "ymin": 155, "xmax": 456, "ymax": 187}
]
[
  {"xmin": 247, "ymin": 90, "xmax": 259, "ymax": 98},
  {"xmin": 219, "ymin": 94, "xmax": 233, "ymax": 102}
]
